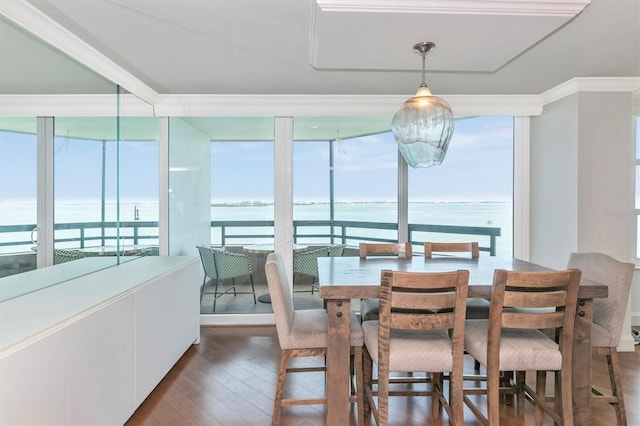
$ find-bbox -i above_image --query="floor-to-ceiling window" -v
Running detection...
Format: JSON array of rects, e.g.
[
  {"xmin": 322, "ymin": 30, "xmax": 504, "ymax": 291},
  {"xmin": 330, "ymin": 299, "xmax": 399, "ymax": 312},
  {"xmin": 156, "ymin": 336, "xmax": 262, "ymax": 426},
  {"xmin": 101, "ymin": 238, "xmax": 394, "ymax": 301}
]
[
  {"xmin": 332, "ymin": 130, "xmax": 399, "ymax": 244},
  {"xmin": 205, "ymin": 117, "xmax": 275, "ymax": 314},
  {"xmin": 0, "ymin": 118, "xmax": 37, "ymax": 277},
  {"xmin": 408, "ymin": 116, "xmax": 514, "ymax": 257},
  {"xmin": 53, "ymin": 116, "xmax": 159, "ymax": 262}
]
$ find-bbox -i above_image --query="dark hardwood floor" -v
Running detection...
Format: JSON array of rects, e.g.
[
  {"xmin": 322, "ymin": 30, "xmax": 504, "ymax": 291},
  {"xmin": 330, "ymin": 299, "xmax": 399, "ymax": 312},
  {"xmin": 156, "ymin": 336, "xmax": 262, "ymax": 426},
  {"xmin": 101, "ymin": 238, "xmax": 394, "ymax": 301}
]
[{"xmin": 126, "ymin": 326, "xmax": 639, "ymax": 425}]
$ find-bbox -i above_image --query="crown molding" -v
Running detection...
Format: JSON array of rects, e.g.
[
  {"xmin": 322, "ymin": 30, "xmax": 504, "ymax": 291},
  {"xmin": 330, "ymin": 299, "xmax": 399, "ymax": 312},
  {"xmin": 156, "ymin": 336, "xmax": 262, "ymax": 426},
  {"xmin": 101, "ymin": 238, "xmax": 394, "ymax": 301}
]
[
  {"xmin": 314, "ymin": 0, "xmax": 590, "ymax": 16},
  {"xmin": 153, "ymin": 94, "xmax": 542, "ymax": 117},
  {"xmin": 0, "ymin": 93, "xmax": 542, "ymax": 117},
  {"xmin": 0, "ymin": 94, "xmax": 154, "ymax": 116},
  {"xmin": 540, "ymin": 77, "xmax": 640, "ymax": 106},
  {"xmin": 9, "ymin": 82, "xmax": 640, "ymax": 118},
  {"xmin": 0, "ymin": 0, "xmax": 159, "ymax": 104}
]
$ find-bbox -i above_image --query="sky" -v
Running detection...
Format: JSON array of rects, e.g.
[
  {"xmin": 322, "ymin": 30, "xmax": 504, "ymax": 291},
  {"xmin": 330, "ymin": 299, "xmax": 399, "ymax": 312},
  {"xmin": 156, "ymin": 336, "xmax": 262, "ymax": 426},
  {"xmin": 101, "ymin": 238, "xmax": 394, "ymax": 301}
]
[
  {"xmin": 211, "ymin": 115, "xmax": 514, "ymax": 203},
  {"xmin": 1, "ymin": 115, "xmax": 514, "ymax": 204}
]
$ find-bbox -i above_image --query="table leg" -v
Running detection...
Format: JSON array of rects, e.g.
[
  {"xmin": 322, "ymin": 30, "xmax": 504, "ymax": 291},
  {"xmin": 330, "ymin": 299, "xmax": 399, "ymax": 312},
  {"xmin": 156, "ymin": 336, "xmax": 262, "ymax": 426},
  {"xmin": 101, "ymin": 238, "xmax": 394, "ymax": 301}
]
[
  {"xmin": 572, "ymin": 298, "xmax": 593, "ymax": 424},
  {"xmin": 326, "ymin": 298, "xmax": 351, "ymax": 425}
]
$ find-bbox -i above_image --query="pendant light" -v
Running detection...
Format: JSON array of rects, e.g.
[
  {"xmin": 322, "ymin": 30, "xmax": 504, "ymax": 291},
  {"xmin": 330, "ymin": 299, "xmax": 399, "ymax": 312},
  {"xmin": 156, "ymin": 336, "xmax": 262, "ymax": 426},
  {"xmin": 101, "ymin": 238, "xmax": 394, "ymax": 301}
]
[{"xmin": 391, "ymin": 42, "xmax": 454, "ymax": 168}]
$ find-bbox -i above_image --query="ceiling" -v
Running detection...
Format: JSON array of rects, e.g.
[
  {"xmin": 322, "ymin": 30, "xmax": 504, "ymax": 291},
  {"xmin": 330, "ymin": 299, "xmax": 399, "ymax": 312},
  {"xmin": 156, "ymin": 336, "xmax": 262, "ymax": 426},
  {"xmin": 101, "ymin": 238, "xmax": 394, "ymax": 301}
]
[
  {"xmin": 0, "ymin": 0, "xmax": 638, "ymax": 142},
  {"xmin": 1, "ymin": 0, "xmax": 638, "ymax": 99}
]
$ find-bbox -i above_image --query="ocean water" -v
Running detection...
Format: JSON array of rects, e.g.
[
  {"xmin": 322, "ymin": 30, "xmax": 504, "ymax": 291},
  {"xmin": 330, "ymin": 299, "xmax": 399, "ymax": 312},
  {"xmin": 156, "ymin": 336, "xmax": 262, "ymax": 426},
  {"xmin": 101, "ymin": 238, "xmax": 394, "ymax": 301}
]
[{"xmin": 1, "ymin": 201, "xmax": 512, "ymax": 257}]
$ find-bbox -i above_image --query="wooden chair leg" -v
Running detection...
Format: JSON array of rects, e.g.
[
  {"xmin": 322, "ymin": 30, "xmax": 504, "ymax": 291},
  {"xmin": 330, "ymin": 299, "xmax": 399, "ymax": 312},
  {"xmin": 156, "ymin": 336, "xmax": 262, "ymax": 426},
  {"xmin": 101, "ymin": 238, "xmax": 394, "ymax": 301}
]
[
  {"xmin": 515, "ymin": 371, "xmax": 525, "ymax": 416},
  {"xmin": 487, "ymin": 366, "xmax": 501, "ymax": 425},
  {"xmin": 606, "ymin": 348, "xmax": 628, "ymax": 426},
  {"xmin": 272, "ymin": 351, "xmax": 290, "ymax": 426},
  {"xmin": 431, "ymin": 372, "xmax": 442, "ymax": 419},
  {"xmin": 362, "ymin": 347, "xmax": 373, "ymax": 423},
  {"xmin": 378, "ymin": 372, "xmax": 389, "ymax": 426},
  {"xmin": 352, "ymin": 346, "xmax": 365, "ymax": 426},
  {"xmin": 534, "ymin": 371, "xmax": 546, "ymax": 426},
  {"xmin": 560, "ymin": 362, "xmax": 573, "ymax": 426}
]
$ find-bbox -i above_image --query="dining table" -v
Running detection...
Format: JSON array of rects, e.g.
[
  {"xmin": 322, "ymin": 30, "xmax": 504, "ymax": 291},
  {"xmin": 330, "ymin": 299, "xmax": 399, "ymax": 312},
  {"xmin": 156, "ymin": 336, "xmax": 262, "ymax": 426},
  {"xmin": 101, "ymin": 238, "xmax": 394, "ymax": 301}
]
[{"xmin": 317, "ymin": 255, "xmax": 608, "ymax": 425}]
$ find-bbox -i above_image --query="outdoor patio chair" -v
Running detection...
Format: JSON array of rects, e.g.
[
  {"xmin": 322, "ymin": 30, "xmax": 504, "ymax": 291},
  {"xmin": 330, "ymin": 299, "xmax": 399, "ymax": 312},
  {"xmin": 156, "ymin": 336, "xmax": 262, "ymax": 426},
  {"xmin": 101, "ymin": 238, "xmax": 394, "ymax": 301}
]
[
  {"xmin": 54, "ymin": 248, "xmax": 87, "ymax": 264},
  {"xmin": 292, "ymin": 246, "xmax": 328, "ymax": 294},
  {"xmin": 327, "ymin": 244, "xmax": 346, "ymax": 257},
  {"xmin": 197, "ymin": 246, "xmax": 256, "ymax": 312},
  {"xmin": 139, "ymin": 246, "xmax": 159, "ymax": 256}
]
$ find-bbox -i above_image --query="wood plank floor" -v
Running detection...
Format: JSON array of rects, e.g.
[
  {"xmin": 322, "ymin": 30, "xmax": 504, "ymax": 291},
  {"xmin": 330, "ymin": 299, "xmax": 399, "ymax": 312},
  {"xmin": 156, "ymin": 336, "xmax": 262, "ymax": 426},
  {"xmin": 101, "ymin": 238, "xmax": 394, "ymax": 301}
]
[{"xmin": 126, "ymin": 326, "xmax": 639, "ymax": 425}]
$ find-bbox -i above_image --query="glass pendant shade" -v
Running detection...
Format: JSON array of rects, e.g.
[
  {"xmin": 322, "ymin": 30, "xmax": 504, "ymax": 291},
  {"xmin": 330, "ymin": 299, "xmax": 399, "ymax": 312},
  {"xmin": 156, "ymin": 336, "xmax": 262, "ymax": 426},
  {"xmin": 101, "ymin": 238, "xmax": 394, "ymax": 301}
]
[{"xmin": 391, "ymin": 42, "xmax": 454, "ymax": 168}]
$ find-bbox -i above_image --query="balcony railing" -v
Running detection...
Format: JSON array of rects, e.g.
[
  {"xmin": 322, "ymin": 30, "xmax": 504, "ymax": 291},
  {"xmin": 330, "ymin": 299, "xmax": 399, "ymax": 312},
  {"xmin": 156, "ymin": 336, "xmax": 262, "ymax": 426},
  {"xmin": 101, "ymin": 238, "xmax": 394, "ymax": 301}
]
[
  {"xmin": 1, "ymin": 219, "xmax": 501, "ymax": 255},
  {"xmin": 214, "ymin": 220, "xmax": 501, "ymax": 255},
  {"xmin": 0, "ymin": 221, "xmax": 159, "ymax": 252}
]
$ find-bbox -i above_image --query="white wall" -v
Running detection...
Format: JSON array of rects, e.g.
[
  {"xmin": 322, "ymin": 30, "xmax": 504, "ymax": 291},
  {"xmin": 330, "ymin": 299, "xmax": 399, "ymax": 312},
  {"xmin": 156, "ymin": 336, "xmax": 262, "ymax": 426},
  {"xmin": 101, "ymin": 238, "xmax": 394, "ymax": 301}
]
[
  {"xmin": 576, "ymin": 92, "xmax": 634, "ymax": 259},
  {"xmin": 168, "ymin": 117, "xmax": 211, "ymax": 256},
  {"xmin": 530, "ymin": 95, "xmax": 579, "ymax": 269},
  {"xmin": 531, "ymin": 90, "xmax": 637, "ymax": 350}
]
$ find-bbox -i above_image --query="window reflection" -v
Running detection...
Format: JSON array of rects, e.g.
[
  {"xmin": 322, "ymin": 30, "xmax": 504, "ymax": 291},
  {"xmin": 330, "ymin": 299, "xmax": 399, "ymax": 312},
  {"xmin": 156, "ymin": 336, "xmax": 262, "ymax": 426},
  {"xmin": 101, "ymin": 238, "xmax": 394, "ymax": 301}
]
[{"xmin": 0, "ymin": 120, "xmax": 38, "ymax": 277}]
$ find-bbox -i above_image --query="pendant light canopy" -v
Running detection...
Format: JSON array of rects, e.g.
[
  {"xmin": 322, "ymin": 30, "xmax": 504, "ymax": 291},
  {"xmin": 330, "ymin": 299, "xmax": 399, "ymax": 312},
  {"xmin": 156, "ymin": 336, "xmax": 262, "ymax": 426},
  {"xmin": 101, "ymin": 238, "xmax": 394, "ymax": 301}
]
[{"xmin": 391, "ymin": 42, "xmax": 454, "ymax": 168}]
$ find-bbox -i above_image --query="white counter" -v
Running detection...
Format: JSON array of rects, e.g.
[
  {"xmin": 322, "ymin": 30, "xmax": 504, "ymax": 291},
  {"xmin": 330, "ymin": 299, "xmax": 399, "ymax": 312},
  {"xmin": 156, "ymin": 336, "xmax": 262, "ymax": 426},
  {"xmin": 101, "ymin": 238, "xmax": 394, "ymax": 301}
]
[{"xmin": 0, "ymin": 256, "xmax": 201, "ymax": 425}]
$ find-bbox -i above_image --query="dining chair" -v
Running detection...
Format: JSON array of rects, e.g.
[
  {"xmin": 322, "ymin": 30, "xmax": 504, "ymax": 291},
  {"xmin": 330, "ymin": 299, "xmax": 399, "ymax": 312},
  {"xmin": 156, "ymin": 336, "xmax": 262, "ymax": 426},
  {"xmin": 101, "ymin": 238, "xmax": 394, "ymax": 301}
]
[
  {"xmin": 362, "ymin": 269, "xmax": 469, "ymax": 426},
  {"xmin": 359, "ymin": 242, "xmax": 412, "ymax": 259},
  {"xmin": 53, "ymin": 248, "xmax": 87, "ymax": 264},
  {"xmin": 567, "ymin": 252, "xmax": 634, "ymax": 426},
  {"xmin": 424, "ymin": 241, "xmax": 487, "ymax": 373},
  {"xmin": 463, "ymin": 268, "xmax": 582, "ymax": 425},
  {"xmin": 424, "ymin": 241, "xmax": 479, "ymax": 258},
  {"xmin": 359, "ymin": 242, "xmax": 413, "ymax": 322},
  {"xmin": 265, "ymin": 252, "xmax": 364, "ymax": 426},
  {"xmin": 292, "ymin": 246, "xmax": 328, "ymax": 293}
]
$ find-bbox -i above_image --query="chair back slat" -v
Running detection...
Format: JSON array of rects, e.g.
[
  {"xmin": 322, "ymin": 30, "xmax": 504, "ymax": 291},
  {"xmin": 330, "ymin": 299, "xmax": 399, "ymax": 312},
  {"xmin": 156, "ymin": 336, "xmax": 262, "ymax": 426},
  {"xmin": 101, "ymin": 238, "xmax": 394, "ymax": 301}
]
[
  {"xmin": 391, "ymin": 291, "xmax": 457, "ymax": 311},
  {"xmin": 425, "ymin": 242, "xmax": 479, "ymax": 259},
  {"xmin": 502, "ymin": 311, "xmax": 565, "ymax": 329},
  {"xmin": 360, "ymin": 242, "xmax": 412, "ymax": 259},
  {"xmin": 504, "ymin": 290, "xmax": 567, "ymax": 309},
  {"xmin": 391, "ymin": 311, "xmax": 456, "ymax": 331},
  {"xmin": 487, "ymin": 269, "xmax": 581, "ymax": 368},
  {"xmin": 380, "ymin": 269, "xmax": 468, "ymax": 335}
]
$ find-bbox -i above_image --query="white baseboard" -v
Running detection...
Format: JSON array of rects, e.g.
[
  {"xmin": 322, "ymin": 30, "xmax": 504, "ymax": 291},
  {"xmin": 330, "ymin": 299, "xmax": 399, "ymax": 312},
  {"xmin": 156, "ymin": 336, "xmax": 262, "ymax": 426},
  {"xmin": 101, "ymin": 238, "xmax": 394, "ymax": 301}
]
[
  {"xmin": 200, "ymin": 313, "xmax": 275, "ymax": 326},
  {"xmin": 617, "ymin": 334, "xmax": 636, "ymax": 352},
  {"xmin": 632, "ymin": 311, "xmax": 640, "ymax": 327}
]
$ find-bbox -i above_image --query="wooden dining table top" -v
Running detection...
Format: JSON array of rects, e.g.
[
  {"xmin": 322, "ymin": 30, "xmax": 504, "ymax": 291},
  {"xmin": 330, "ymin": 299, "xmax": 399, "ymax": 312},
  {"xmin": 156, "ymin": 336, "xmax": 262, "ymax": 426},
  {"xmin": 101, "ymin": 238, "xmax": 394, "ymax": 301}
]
[{"xmin": 318, "ymin": 255, "xmax": 608, "ymax": 300}]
